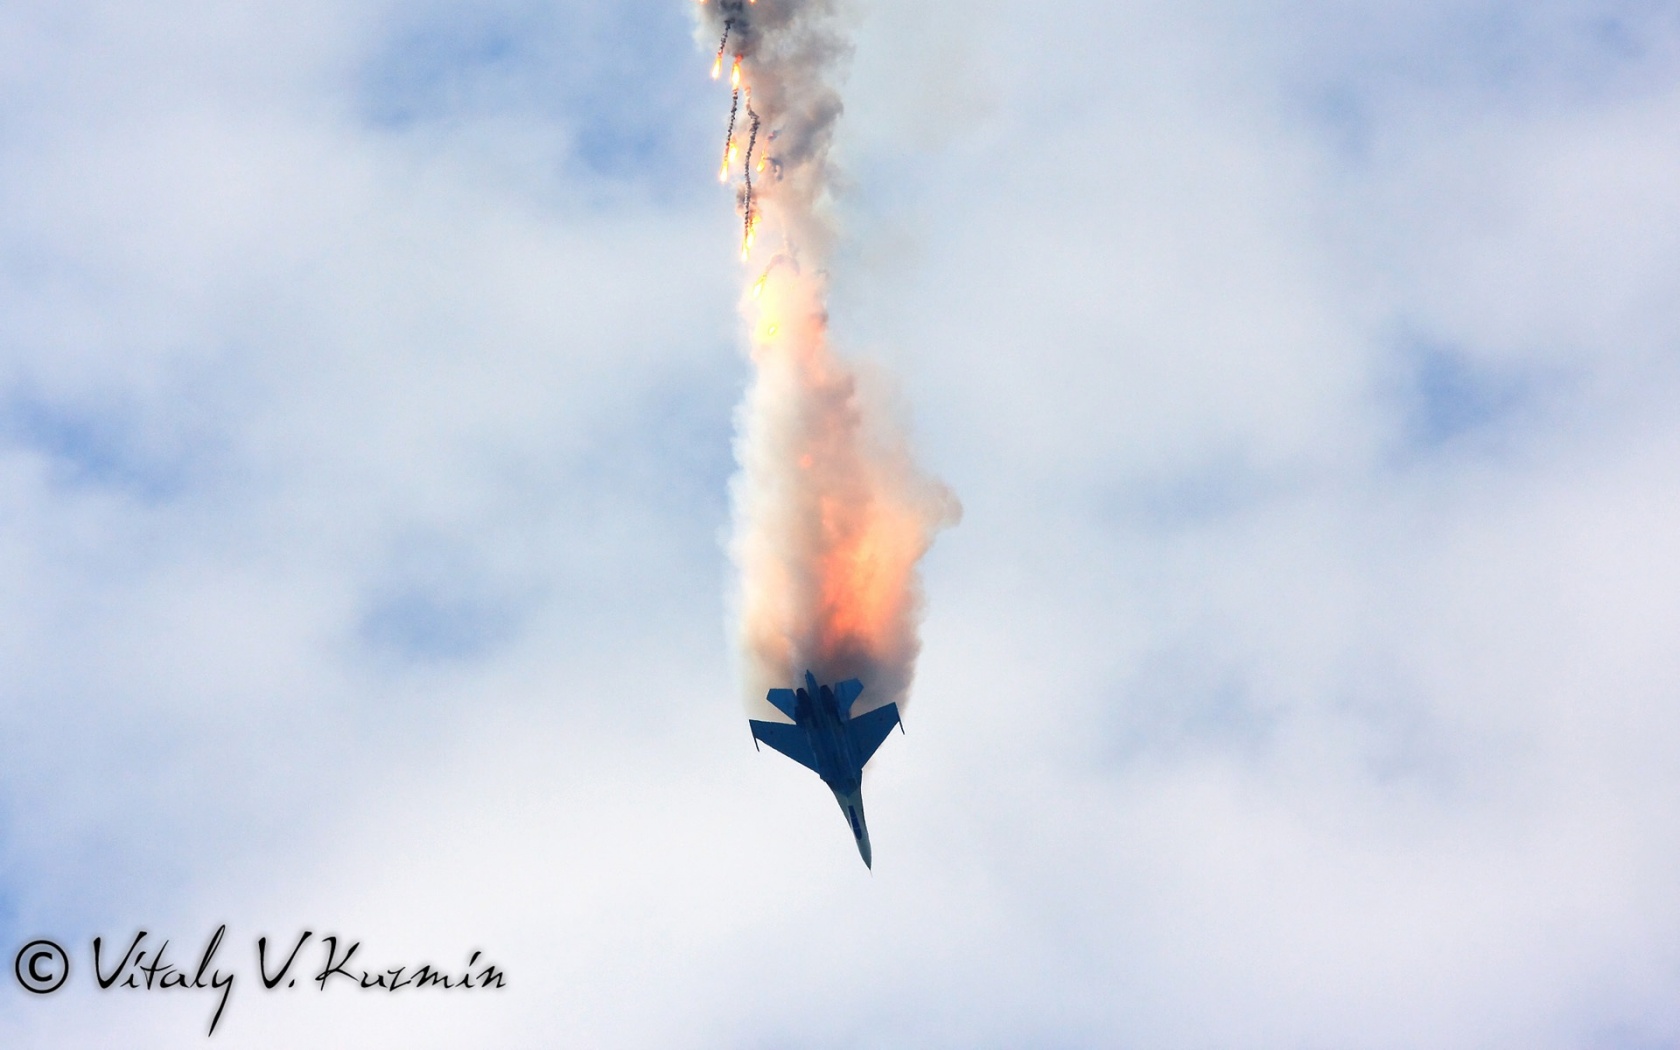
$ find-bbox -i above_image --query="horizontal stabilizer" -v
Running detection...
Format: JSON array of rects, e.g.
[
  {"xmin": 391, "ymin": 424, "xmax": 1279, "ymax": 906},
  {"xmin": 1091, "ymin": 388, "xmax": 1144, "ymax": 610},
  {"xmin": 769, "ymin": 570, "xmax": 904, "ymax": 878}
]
[
  {"xmin": 765, "ymin": 688, "xmax": 799, "ymax": 720},
  {"xmin": 749, "ymin": 720, "xmax": 819, "ymax": 773},
  {"xmin": 846, "ymin": 702, "xmax": 901, "ymax": 767},
  {"xmin": 834, "ymin": 678, "xmax": 864, "ymax": 716}
]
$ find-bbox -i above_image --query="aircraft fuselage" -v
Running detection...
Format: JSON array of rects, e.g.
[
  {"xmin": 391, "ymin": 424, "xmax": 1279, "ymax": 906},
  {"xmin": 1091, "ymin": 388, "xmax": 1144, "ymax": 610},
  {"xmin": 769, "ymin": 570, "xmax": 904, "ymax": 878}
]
[{"xmin": 748, "ymin": 671, "xmax": 903, "ymax": 868}]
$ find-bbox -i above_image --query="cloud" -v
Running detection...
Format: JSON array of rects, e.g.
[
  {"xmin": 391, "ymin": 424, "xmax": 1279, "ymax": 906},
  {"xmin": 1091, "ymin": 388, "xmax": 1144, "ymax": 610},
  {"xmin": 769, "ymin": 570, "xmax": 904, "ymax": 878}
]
[{"xmin": 1, "ymin": 0, "xmax": 1679, "ymax": 1047}]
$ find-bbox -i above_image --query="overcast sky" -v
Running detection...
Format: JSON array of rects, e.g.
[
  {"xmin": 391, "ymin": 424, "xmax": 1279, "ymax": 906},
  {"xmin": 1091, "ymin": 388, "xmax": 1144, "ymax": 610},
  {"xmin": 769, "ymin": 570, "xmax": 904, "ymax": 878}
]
[{"xmin": 1, "ymin": 0, "xmax": 1680, "ymax": 1045}]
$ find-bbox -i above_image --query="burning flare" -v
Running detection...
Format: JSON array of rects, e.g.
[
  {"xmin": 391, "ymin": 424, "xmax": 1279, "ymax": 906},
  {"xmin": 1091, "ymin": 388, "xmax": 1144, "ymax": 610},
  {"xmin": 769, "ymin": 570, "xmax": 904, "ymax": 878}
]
[{"xmin": 697, "ymin": 0, "xmax": 959, "ymax": 713}]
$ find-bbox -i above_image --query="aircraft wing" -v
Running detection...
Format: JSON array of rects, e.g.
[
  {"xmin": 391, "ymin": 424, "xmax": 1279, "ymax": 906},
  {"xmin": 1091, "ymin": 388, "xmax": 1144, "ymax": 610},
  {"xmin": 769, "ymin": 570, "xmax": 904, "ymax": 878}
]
[
  {"xmin": 846, "ymin": 702, "xmax": 901, "ymax": 766},
  {"xmin": 749, "ymin": 719, "xmax": 819, "ymax": 773}
]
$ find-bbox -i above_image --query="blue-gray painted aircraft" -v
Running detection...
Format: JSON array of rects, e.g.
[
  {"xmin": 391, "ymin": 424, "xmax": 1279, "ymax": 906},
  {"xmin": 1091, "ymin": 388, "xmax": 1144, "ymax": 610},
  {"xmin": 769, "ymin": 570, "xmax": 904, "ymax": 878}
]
[{"xmin": 749, "ymin": 671, "xmax": 902, "ymax": 868}]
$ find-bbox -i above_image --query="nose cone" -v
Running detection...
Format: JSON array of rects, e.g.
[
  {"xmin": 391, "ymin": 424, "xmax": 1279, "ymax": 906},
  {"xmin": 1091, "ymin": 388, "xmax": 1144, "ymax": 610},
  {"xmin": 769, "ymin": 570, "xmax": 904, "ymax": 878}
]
[{"xmin": 832, "ymin": 786, "xmax": 873, "ymax": 869}]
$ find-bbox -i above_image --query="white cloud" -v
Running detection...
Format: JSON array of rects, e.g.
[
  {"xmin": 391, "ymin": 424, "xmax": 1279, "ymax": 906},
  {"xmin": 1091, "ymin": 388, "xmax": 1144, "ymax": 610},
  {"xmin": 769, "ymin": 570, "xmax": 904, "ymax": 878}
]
[{"xmin": 2, "ymin": 0, "xmax": 1680, "ymax": 1046}]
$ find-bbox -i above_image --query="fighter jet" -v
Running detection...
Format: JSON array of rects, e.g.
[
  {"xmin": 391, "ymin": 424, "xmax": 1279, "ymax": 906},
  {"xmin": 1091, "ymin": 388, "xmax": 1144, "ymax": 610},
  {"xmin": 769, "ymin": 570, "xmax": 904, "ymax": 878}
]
[{"xmin": 749, "ymin": 671, "xmax": 903, "ymax": 868}]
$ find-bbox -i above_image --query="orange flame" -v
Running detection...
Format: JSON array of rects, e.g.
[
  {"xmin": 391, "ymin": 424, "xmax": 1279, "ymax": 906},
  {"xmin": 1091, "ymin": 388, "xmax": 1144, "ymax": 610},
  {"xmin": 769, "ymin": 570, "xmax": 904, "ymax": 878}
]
[
  {"xmin": 732, "ymin": 302, "xmax": 959, "ymax": 708},
  {"xmin": 813, "ymin": 496, "xmax": 927, "ymax": 662},
  {"xmin": 710, "ymin": 0, "xmax": 959, "ymax": 712}
]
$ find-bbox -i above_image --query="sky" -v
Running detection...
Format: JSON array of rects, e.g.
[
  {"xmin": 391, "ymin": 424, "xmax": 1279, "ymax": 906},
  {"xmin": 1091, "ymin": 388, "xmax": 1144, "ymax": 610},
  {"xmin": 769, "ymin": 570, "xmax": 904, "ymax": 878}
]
[{"xmin": 1, "ymin": 0, "xmax": 1680, "ymax": 1045}]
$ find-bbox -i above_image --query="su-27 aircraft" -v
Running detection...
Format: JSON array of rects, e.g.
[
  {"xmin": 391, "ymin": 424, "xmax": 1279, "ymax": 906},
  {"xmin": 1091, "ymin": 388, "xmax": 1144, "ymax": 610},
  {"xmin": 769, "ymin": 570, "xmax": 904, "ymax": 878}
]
[{"xmin": 749, "ymin": 671, "xmax": 903, "ymax": 868}]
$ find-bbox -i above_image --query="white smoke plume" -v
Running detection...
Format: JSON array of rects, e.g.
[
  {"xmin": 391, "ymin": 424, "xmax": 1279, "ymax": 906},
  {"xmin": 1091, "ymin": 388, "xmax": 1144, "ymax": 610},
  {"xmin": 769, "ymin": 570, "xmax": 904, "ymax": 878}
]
[{"xmin": 695, "ymin": 0, "xmax": 960, "ymax": 713}]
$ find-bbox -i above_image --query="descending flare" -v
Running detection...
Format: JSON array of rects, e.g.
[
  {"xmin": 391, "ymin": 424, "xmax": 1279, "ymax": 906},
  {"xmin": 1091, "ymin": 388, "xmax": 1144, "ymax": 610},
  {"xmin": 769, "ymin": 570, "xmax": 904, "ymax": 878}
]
[{"xmin": 712, "ymin": 18, "xmax": 732, "ymax": 79}]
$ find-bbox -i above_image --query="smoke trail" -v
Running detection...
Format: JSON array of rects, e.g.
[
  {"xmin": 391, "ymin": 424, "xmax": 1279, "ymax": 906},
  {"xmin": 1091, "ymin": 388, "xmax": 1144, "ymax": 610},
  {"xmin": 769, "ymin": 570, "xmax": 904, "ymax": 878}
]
[{"xmin": 695, "ymin": 0, "xmax": 959, "ymax": 713}]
